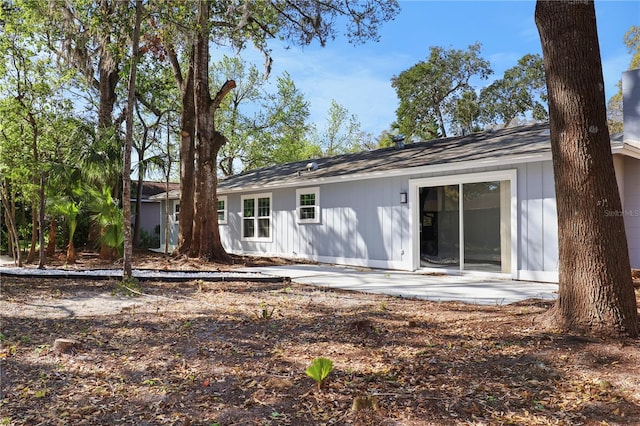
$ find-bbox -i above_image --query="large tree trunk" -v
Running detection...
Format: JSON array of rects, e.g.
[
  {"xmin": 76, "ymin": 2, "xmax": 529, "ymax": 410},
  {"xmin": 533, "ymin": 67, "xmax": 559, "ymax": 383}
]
[
  {"xmin": 168, "ymin": 45, "xmax": 197, "ymax": 256},
  {"xmin": 192, "ymin": 0, "xmax": 232, "ymax": 261},
  {"xmin": 98, "ymin": 3, "xmax": 121, "ymax": 261},
  {"xmin": 535, "ymin": 1, "xmax": 638, "ymax": 337},
  {"xmin": 96, "ymin": 50, "xmax": 120, "ymax": 259},
  {"xmin": 97, "ymin": 55, "xmax": 119, "ymax": 140},
  {"xmin": 178, "ymin": 61, "xmax": 196, "ymax": 256}
]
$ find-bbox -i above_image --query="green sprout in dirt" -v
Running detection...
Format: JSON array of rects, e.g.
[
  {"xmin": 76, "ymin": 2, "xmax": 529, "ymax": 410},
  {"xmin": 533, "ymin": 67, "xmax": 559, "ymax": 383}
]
[
  {"xmin": 255, "ymin": 302, "xmax": 276, "ymax": 320},
  {"xmin": 305, "ymin": 357, "xmax": 333, "ymax": 391}
]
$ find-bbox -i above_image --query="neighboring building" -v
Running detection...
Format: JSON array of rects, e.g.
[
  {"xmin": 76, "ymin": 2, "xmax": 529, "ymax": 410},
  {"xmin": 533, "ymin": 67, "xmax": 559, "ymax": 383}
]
[
  {"xmin": 131, "ymin": 181, "xmax": 179, "ymax": 247},
  {"xmin": 152, "ymin": 69, "xmax": 640, "ymax": 283}
]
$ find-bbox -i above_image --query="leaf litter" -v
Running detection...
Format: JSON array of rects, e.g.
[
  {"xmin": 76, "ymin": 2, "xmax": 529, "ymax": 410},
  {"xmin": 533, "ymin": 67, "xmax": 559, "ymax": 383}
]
[{"xmin": 1, "ymin": 253, "xmax": 639, "ymax": 425}]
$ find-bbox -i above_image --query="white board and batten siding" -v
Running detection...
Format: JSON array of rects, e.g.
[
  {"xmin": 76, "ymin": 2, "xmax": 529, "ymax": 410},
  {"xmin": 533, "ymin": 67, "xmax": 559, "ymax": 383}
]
[
  {"xmin": 623, "ymin": 156, "xmax": 640, "ymax": 268},
  {"xmin": 219, "ymin": 159, "xmax": 562, "ymax": 282},
  {"xmin": 516, "ymin": 161, "xmax": 559, "ymax": 282},
  {"xmin": 221, "ymin": 177, "xmax": 411, "ymax": 270}
]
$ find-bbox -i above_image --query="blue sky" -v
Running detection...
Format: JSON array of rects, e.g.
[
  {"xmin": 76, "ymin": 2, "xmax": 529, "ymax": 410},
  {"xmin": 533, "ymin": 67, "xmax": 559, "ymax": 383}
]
[{"xmin": 242, "ymin": 0, "xmax": 639, "ymax": 137}]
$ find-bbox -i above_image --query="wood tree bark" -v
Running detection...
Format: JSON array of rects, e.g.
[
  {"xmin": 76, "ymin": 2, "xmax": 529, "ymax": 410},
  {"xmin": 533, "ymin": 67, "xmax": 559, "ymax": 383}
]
[
  {"xmin": 46, "ymin": 217, "xmax": 56, "ymax": 256},
  {"xmin": 1, "ymin": 184, "xmax": 21, "ymax": 266},
  {"xmin": 38, "ymin": 171, "xmax": 45, "ymax": 269},
  {"xmin": 167, "ymin": 45, "xmax": 196, "ymax": 256},
  {"xmin": 179, "ymin": 58, "xmax": 196, "ymax": 255},
  {"xmin": 535, "ymin": 0, "xmax": 639, "ymax": 337},
  {"xmin": 66, "ymin": 235, "xmax": 77, "ymax": 264},
  {"xmin": 192, "ymin": 0, "xmax": 233, "ymax": 261},
  {"xmin": 122, "ymin": 0, "xmax": 143, "ymax": 279}
]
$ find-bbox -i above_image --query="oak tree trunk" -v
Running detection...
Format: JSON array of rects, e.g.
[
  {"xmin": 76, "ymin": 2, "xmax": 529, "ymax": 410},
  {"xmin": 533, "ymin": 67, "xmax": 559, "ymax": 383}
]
[
  {"xmin": 177, "ymin": 51, "xmax": 196, "ymax": 256},
  {"xmin": 192, "ymin": 0, "xmax": 232, "ymax": 261},
  {"xmin": 96, "ymin": 57, "xmax": 120, "ymax": 259},
  {"xmin": 535, "ymin": 0, "xmax": 638, "ymax": 337}
]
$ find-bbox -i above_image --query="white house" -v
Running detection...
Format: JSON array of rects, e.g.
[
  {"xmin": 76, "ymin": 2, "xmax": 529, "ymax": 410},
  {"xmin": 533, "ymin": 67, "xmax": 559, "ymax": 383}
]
[
  {"xmin": 153, "ymin": 69, "xmax": 640, "ymax": 283},
  {"xmin": 131, "ymin": 181, "xmax": 180, "ymax": 247}
]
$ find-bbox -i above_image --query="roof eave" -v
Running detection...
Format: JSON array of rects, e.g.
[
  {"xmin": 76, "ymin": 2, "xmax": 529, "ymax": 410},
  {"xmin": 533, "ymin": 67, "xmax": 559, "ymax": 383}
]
[{"xmin": 217, "ymin": 151, "xmax": 553, "ymax": 194}]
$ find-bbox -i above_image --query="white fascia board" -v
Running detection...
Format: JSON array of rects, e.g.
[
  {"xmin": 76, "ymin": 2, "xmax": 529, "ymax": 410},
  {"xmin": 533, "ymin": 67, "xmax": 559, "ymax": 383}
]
[
  {"xmin": 218, "ymin": 151, "xmax": 553, "ymax": 195},
  {"xmin": 149, "ymin": 191, "xmax": 181, "ymax": 201},
  {"xmin": 129, "ymin": 199, "xmax": 162, "ymax": 203},
  {"xmin": 614, "ymin": 143, "xmax": 640, "ymax": 159}
]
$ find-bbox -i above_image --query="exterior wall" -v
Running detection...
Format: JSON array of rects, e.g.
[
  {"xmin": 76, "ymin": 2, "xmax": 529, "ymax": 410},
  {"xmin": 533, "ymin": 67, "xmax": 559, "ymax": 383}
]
[
  {"xmin": 408, "ymin": 161, "xmax": 558, "ymax": 281},
  {"xmin": 157, "ymin": 199, "xmax": 179, "ymax": 251},
  {"xmin": 221, "ymin": 178, "xmax": 411, "ymax": 269},
  {"xmin": 220, "ymin": 159, "xmax": 561, "ymax": 281},
  {"xmin": 153, "ymin": 152, "xmax": 640, "ymax": 282},
  {"xmin": 623, "ymin": 156, "xmax": 640, "ymax": 268},
  {"xmin": 516, "ymin": 161, "xmax": 558, "ymax": 282},
  {"xmin": 137, "ymin": 202, "xmax": 161, "ymax": 239}
]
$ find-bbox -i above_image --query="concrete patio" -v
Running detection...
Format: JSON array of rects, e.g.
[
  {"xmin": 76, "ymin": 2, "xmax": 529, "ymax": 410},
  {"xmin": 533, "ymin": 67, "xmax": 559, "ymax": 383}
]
[{"xmin": 238, "ymin": 264, "xmax": 558, "ymax": 305}]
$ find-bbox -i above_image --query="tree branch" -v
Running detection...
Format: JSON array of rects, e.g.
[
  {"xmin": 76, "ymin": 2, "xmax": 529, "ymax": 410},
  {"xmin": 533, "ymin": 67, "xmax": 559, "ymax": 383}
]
[
  {"xmin": 211, "ymin": 80, "xmax": 237, "ymax": 111},
  {"xmin": 135, "ymin": 90, "xmax": 163, "ymax": 117},
  {"xmin": 165, "ymin": 44, "xmax": 184, "ymax": 91}
]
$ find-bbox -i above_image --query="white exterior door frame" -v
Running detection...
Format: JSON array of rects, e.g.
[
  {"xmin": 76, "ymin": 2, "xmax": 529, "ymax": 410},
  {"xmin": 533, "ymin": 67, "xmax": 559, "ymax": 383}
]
[{"xmin": 408, "ymin": 169, "xmax": 518, "ymax": 278}]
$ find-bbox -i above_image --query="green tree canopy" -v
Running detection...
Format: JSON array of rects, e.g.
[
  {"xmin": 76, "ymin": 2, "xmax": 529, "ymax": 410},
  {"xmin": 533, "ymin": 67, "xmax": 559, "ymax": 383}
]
[
  {"xmin": 313, "ymin": 100, "xmax": 364, "ymax": 156},
  {"xmin": 479, "ymin": 53, "xmax": 548, "ymax": 128},
  {"xmin": 391, "ymin": 43, "xmax": 492, "ymax": 140}
]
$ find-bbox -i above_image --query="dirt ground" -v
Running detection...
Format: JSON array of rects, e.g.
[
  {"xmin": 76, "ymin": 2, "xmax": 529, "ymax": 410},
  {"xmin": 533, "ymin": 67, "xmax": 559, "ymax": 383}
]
[{"xmin": 1, "ymin": 252, "xmax": 640, "ymax": 425}]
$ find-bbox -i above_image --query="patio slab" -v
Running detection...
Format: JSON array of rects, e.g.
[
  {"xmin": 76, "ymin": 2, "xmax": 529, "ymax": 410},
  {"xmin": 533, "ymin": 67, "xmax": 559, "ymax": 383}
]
[{"xmin": 238, "ymin": 264, "xmax": 558, "ymax": 305}]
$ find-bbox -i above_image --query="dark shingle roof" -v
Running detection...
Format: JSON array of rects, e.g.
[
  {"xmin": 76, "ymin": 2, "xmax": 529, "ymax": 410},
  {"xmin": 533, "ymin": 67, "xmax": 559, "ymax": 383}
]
[
  {"xmin": 133, "ymin": 181, "xmax": 181, "ymax": 199},
  {"xmin": 218, "ymin": 123, "xmax": 552, "ymax": 192}
]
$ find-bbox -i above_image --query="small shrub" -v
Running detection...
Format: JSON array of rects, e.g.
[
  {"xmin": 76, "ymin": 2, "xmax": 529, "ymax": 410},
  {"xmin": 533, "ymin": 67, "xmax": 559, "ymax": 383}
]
[{"xmin": 305, "ymin": 357, "xmax": 333, "ymax": 391}]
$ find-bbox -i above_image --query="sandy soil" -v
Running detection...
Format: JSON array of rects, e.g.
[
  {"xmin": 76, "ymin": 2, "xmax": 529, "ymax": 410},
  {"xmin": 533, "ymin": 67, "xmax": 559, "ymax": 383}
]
[{"xmin": 1, "ymin": 251, "xmax": 639, "ymax": 425}]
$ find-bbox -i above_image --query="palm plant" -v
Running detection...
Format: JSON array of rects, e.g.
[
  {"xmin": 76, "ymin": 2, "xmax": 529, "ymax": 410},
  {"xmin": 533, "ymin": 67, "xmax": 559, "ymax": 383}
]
[
  {"xmin": 48, "ymin": 196, "xmax": 80, "ymax": 263},
  {"xmin": 88, "ymin": 185, "xmax": 124, "ymax": 259}
]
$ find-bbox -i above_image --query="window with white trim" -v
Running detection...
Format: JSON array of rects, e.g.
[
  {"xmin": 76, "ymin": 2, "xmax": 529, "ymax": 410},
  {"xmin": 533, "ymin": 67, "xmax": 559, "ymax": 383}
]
[
  {"xmin": 241, "ymin": 193, "xmax": 272, "ymax": 240},
  {"xmin": 217, "ymin": 195, "xmax": 227, "ymax": 224},
  {"xmin": 296, "ymin": 187, "xmax": 320, "ymax": 223},
  {"xmin": 174, "ymin": 203, "xmax": 180, "ymax": 222}
]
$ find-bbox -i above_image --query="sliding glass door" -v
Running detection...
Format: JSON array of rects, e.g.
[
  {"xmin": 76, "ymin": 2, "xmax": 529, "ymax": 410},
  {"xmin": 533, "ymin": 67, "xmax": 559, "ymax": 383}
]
[
  {"xmin": 418, "ymin": 178, "xmax": 512, "ymax": 273},
  {"xmin": 419, "ymin": 185, "xmax": 460, "ymax": 268}
]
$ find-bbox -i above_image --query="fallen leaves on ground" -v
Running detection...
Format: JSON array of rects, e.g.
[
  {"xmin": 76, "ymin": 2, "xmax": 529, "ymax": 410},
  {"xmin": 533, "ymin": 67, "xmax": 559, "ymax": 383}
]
[{"xmin": 1, "ymin": 254, "xmax": 639, "ymax": 425}]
